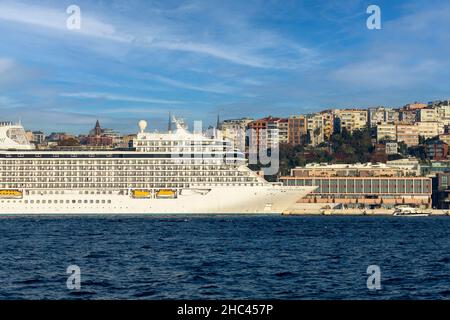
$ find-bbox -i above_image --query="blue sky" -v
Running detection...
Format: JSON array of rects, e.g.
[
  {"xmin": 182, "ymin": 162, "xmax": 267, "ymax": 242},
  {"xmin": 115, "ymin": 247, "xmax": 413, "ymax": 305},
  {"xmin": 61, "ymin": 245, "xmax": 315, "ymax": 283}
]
[{"xmin": 0, "ymin": 0, "xmax": 449, "ymax": 134}]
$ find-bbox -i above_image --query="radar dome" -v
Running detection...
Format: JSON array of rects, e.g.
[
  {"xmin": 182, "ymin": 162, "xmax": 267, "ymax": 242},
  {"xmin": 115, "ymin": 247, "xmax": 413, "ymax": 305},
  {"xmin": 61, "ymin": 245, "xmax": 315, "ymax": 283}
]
[{"xmin": 138, "ymin": 120, "xmax": 147, "ymax": 133}]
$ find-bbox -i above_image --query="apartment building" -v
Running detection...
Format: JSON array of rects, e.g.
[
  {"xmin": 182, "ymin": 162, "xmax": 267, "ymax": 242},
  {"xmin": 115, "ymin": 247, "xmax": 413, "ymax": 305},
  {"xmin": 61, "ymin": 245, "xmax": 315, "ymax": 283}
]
[
  {"xmin": 385, "ymin": 142, "xmax": 398, "ymax": 155},
  {"xmin": 306, "ymin": 113, "xmax": 324, "ymax": 146},
  {"xmin": 32, "ymin": 131, "xmax": 46, "ymax": 144},
  {"xmin": 417, "ymin": 121, "xmax": 444, "ymax": 139},
  {"xmin": 399, "ymin": 103, "xmax": 427, "ymax": 124},
  {"xmin": 368, "ymin": 107, "xmax": 399, "ymax": 127},
  {"xmin": 425, "ymin": 140, "xmax": 448, "ymax": 160},
  {"xmin": 376, "ymin": 123, "xmax": 397, "ymax": 142},
  {"xmin": 335, "ymin": 109, "xmax": 368, "ymax": 133},
  {"xmin": 437, "ymin": 104, "xmax": 450, "ymax": 126},
  {"xmin": 320, "ymin": 110, "xmax": 335, "ymax": 140},
  {"xmin": 399, "ymin": 109, "xmax": 419, "ymax": 124},
  {"xmin": 288, "ymin": 115, "xmax": 307, "ymax": 145},
  {"xmin": 220, "ymin": 118, "xmax": 253, "ymax": 152},
  {"xmin": 418, "ymin": 108, "xmax": 439, "ymax": 122},
  {"xmin": 276, "ymin": 118, "xmax": 289, "ymax": 144},
  {"xmin": 396, "ymin": 124, "xmax": 419, "ymax": 147},
  {"xmin": 439, "ymin": 133, "xmax": 450, "ymax": 145},
  {"xmin": 248, "ymin": 116, "xmax": 284, "ymax": 152},
  {"xmin": 404, "ymin": 103, "xmax": 428, "ymax": 110}
]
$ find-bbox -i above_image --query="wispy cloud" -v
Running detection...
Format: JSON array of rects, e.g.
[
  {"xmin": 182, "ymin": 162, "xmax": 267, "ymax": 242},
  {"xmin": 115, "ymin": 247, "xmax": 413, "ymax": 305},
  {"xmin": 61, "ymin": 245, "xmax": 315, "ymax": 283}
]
[
  {"xmin": 0, "ymin": 95, "xmax": 23, "ymax": 108},
  {"xmin": 149, "ymin": 41, "xmax": 271, "ymax": 68},
  {"xmin": 0, "ymin": 56, "xmax": 40, "ymax": 87},
  {"xmin": 328, "ymin": 1, "xmax": 450, "ymax": 96},
  {"xmin": 60, "ymin": 92, "xmax": 184, "ymax": 104},
  {"xmin": 101, "ymin": 107, "xmax": 183, "ymax": 115},
  {"xmin": 1, "ymin": 0, "xmax": 449, "ymax": 133},
  {"xmin": 0, "ymin": 1, "xmax": 130, "ymax": 42},
  {"xmin": 0, "ymin": 1, "xmax": 319, "ymax": 69},
  {"xmin": 331, "ymin": 59, "xmax": 441, "ymax": 88},
  {"xmin": 149, "ymin": 74, "xmax": 236, "ymax": 94},
  {"xmin": 0, "ymin": 58, "xmax": 14, "ymax": 73}
]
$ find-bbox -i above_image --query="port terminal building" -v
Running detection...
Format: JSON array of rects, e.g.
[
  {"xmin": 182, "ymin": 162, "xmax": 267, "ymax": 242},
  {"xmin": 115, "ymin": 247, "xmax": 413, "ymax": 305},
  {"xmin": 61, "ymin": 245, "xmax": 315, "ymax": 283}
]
[{"xmin": 280, "ymin": 162, "xmax": 432, "ymax": 209}]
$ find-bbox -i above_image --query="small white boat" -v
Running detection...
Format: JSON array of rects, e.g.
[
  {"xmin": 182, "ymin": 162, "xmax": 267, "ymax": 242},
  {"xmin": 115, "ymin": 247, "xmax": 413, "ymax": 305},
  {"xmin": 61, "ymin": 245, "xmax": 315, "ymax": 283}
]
[{"xmin": 393, "ymin": 206, "xmax": 430, "ymax": 217}]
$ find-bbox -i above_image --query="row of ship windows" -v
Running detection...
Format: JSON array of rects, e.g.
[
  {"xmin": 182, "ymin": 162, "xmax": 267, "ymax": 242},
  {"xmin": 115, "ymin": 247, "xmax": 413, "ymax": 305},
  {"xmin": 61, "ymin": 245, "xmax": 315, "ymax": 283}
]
[
  {"xmin": 2, "ymin": 173, "xmax": 251, "ymax": 178},
  {"xmin": 2, "ymin": 183, "xmax": 262, "ymax": 188},
  {"xmin": 1, "ymin": 177, "xmax": 256, "ymax": 183},
  {"xmin": 25, "ymin": 190, "xmax": 115, "ymax": 195},
  {"xmin": 135, "ymin": 140, "xmax": 229, "ymax": 146},
  {"xmin": 0, "ymin": 165, "xmax": 242, "ymax": 170},
  {"xmin": 3, "ymin": 183, "xmax": 256, "ymax": 189},
  {"xmin": 3, "ymin": 178, "xmax": 255, "ymax": 183},
  {"xmin": 1, "ymin": 199, "xmax": 112, "ymax": 204},
  {"xmin": 1, "ymin": 170, "xmax": 244, "ymax": 175},
  {"xmin": 0, "ymin": 164, "xmax": 241, "ymax": 168},
  {"xmin": 0, "ymin": 160, "xmax": 241, "ymax": 165},
  {"xmin": 0, "ymin": 166, "xmax": 246, "ymax": 172},
  {"xmin": 135, "ymin": 144, "xmax": 227, "ymax": 148},
  {"xmin": 1, "ymin": 172, "xmax": 244, "ymax": 178},
  {"xmin": 135, "ymin": 147, "xmax": 228, "ymax": 152}
]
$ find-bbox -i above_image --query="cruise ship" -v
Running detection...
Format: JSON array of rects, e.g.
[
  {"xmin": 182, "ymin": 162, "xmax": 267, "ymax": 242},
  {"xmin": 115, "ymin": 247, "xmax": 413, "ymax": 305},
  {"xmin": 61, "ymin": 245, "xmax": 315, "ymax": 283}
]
[{"xmin": 0, "ymin": 119, "xmax": 316, "ymax": 214}]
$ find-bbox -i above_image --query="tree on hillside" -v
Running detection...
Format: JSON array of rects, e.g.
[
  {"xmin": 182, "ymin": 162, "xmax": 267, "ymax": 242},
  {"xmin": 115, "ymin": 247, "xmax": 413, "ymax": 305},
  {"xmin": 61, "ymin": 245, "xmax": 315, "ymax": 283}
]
[
  {"xmin": 398, "ymin": 141, "xmax": 408, "ymax": 155},
  {"xmin": 408, "ymin": 145, "xmax": 426, "ymax": 161},
  {"xmin": 329, "ymin": 127, "xmax": 372, "ymax": 163},
  {"xmin": 58, "ymin": 138, "xmax": 80, "ymax": 146}
]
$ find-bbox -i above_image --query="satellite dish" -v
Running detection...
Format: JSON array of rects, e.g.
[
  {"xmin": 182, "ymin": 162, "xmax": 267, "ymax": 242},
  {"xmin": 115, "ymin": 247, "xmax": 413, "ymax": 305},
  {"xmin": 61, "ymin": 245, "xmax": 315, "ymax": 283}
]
[{"xmin": 138, "ymin": 120, "xmax": 147, "ymax": 133}]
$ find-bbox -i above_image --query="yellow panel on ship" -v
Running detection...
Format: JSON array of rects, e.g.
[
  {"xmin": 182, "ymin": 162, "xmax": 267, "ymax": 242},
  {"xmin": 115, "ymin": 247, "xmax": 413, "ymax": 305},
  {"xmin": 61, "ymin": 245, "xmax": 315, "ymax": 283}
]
[
  {"xmin": 156, "ymin": 189, "xmax": 176, "ymax": 198},
  {"xmin": 0, "ymin": 190, "xmax": 23, "ymax": 198},
  {"xmin": 132, "ymin": 189, "xmax": 151, "ymax": 198}
]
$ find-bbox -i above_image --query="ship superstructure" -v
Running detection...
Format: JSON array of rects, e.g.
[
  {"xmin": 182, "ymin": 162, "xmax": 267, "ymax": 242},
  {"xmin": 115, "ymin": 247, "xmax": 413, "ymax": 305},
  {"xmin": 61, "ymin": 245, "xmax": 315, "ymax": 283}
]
[{"xmin": 0, "ymin": 119, "xmax": 315, "ymax": 214}]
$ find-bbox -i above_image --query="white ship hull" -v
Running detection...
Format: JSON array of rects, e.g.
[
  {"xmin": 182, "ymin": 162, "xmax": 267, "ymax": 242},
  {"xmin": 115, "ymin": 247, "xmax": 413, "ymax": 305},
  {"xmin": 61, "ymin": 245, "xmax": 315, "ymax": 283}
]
[{"xmin": 0, "ymin": 185, "xmax": 316, "ymax": 215}]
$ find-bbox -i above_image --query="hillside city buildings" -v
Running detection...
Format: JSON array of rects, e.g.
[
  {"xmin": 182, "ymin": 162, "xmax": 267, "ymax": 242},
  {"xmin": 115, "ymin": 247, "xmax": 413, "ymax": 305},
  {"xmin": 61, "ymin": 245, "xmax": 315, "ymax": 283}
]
[
  {"xmin": 25, "ymin": 100, "xmax": 450, "ymax": 159},
  {"xmin": 18, "ymin": 98, "xmax": 450, "ymax": 209},
  {"xmin": 24, "ymin": 99, "xmax": 450, "ymax": 160}
]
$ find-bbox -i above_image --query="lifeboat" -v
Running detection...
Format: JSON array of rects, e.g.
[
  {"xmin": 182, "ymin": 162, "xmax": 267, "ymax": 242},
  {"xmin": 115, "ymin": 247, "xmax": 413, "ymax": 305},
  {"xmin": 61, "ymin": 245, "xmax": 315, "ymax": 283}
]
[
  {"xmin": 0, "ymin": 189, "xmax": 23, "ymax": 199},
  {"xmin": 156, "ymin": 189, "xmax": 176, "ymax": 199},
  {"xmin": 131, "ymin": 189, "xmax": 151, "ymax": 198}
]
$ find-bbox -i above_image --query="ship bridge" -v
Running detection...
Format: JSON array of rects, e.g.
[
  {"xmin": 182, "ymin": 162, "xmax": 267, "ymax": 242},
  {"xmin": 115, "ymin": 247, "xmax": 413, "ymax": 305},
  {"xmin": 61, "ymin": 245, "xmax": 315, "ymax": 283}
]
[
  {"xmin": 132, "ymin": 118, "xmax": 245, "ymax": 162},
  {"xmin": 0, "ymin": 122, "xmax": 34, "ymax": 150}
]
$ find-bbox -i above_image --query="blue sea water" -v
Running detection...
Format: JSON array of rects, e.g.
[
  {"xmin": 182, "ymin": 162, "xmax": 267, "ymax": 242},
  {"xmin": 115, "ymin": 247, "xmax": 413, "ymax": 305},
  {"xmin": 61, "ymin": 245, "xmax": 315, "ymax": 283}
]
[{"xmin": 0, "ymin": 215, "xmax": 449, "ymax": 300}]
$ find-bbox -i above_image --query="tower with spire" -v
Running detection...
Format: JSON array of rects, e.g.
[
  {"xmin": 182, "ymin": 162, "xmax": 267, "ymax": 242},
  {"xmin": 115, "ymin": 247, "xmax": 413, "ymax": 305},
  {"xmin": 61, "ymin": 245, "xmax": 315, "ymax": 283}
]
[{"xmin": 94, "ymin": 120, "xmax": 102, "ymax": 136}]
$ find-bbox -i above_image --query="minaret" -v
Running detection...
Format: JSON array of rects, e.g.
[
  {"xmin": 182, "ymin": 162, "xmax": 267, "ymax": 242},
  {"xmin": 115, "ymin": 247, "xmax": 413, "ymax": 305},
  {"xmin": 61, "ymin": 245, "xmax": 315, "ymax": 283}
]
[
  {"xmin": 216, "ymin": 112, "xmax": 221, "ymax": 130},
  {"xmin": 168, "ymin": 111, "xmax": 172, "ymax": 133}
]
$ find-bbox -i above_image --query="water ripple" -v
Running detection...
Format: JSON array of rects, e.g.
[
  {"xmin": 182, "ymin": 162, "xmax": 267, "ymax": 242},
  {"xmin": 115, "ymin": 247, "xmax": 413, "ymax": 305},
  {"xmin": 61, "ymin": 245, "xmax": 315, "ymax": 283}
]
[{"xmin": 0, "ymin": 215, "xmax": 449, "ymax": 299}]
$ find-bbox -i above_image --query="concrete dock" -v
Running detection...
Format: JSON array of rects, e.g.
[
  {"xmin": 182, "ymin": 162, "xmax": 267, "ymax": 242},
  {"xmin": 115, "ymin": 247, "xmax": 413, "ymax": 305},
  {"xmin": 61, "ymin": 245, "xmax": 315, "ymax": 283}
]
[{"xmin": 282, "ymin": 208, "xmax": 450, "ymax": 216}]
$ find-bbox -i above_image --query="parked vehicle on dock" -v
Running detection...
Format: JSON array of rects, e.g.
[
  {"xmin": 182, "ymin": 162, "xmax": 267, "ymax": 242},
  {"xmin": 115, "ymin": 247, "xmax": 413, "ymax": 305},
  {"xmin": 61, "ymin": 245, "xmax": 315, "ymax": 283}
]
[{"xmin": 393, "ymin": 206, "xmax": 429, "ymax": 217}]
